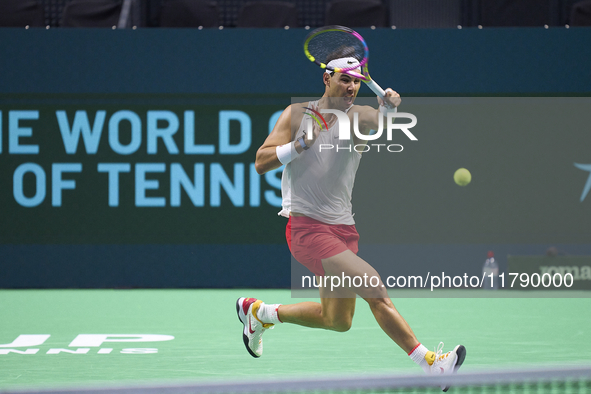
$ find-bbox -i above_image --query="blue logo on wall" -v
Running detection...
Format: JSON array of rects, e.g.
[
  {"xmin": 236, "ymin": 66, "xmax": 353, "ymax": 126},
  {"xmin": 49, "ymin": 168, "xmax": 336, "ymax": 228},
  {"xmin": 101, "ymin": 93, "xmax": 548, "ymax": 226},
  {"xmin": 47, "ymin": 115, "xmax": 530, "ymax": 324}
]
[{"xmin": 574, "ymin": 163, "xmax": 591, "ymax": 202}]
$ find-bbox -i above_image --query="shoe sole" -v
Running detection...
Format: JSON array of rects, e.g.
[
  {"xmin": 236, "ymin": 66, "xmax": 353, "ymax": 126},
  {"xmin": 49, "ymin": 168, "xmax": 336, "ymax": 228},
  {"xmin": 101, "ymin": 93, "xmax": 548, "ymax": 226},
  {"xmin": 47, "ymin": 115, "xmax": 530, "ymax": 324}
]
[
  {"xmin": 453, "ymin": 345, "xmax": 466, "ymax": 372},
  {"xmin": 442, "ymin": 345, "xmax": 466, "ymax": 392},
  {"xmin": 236, "ymin": 297, "xmax": 260, "ymax": 359}
]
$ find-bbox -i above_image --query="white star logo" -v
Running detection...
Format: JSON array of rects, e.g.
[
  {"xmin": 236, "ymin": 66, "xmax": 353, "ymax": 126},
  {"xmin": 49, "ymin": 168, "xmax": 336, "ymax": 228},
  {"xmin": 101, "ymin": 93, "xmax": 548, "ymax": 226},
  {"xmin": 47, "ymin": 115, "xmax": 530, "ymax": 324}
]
[{"xmin": 574, "ymin": 163, "xmax": 591, "ymax": 202}]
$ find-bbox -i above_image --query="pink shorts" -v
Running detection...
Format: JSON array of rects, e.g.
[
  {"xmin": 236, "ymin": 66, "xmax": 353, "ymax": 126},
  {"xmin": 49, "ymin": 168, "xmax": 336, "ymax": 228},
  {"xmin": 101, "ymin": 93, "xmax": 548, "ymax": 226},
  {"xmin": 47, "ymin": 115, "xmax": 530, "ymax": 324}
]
[{"xmin": 286, "ymin": 216, "xmax": 360, "ymax": 276}]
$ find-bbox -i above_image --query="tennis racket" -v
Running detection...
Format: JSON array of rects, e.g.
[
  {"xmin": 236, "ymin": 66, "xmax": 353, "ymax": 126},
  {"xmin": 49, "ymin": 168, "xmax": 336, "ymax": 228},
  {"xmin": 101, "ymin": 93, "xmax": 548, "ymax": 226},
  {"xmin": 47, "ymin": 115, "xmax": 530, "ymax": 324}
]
[{"xmin": 303, "ymin": 25, "xmax": 388, "ymax": 101}]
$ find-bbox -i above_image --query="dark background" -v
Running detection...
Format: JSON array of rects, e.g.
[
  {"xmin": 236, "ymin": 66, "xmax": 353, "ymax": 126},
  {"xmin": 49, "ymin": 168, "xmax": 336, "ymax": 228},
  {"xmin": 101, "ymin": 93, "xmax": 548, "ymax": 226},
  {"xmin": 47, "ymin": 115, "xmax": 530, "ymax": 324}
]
[{"xmin": 1, "ymin": 27, "xmax": 590, "ymax": 288}]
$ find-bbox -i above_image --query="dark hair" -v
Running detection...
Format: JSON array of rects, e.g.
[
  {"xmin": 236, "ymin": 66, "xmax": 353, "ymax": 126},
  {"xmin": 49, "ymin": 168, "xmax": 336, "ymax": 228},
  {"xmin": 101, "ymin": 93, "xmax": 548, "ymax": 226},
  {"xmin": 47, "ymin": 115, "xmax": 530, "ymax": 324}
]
[{"xmin": 325, "ymin": 45, "xmax": 359, "ymax": 64}]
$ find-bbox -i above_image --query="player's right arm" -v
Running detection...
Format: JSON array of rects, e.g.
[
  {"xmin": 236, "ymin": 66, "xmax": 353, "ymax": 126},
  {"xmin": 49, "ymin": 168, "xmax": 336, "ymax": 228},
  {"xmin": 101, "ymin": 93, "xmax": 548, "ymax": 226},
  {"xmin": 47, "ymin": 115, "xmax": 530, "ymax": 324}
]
[{"xmin": 255, "ymin": 104, "xmax": 315, "ymax": 175}]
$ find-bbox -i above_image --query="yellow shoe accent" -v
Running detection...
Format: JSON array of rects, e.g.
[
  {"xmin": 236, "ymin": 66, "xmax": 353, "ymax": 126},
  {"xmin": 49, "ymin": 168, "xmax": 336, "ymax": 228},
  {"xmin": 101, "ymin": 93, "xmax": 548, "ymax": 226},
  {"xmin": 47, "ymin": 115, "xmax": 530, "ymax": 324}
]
[
  {"xmin": 438, "ymin": 352, "xmax": 450, "ymax": 362},
  {"xmin": 425, "ymin": 350, "xmax": 436, "ymax": 366},
  {"xmin": 252, "ymin": 300, "xmax": 275, "ymax": 329}
]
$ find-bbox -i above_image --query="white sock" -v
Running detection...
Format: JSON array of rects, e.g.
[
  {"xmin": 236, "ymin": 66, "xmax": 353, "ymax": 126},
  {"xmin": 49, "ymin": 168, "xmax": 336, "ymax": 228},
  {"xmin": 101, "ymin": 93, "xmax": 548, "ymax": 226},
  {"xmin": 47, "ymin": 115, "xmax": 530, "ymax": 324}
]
[
  {"xmin": 408, "ymin": 343, "xmax": 433, "ymax": 374},
  {"xmin": 256, "ymin": 303, "xmax": 283, "ymax": 325}
]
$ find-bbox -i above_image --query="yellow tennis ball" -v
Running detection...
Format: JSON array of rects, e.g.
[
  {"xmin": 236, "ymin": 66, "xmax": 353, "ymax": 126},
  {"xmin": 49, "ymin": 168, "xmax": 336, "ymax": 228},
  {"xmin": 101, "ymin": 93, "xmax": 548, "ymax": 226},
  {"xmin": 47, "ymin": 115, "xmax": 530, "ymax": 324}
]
[{"xmin": 454, "ymin": 168, "xmax": 471, "ymax": 186}]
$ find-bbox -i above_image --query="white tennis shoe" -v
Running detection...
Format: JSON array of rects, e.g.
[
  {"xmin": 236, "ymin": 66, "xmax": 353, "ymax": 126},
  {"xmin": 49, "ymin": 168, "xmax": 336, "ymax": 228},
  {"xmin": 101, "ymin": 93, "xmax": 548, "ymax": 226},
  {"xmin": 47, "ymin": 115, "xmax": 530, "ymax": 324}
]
[
  {"xmin": 236, "ymin": 297, "xmax": 274, "ymax": 358},
  {"xmin": 429, "ymin": 342, "xmax": 466, "ymax": 392}
]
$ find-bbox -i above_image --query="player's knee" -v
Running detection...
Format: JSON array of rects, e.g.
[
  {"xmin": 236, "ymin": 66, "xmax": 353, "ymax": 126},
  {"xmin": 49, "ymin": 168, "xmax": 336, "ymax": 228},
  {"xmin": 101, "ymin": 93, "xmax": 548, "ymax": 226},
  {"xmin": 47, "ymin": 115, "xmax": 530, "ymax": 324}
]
[
  {"xmin": 325, "ymin": 313, "xmax": 353, "ymax": 332},
  {"xmin": 329, "ymin": 318, "xmax": 352, "ymax": 332},
  {"xmin": 365, "ymin": 296, "xmax": 392, "ymax": 310},
  {"xmin": 359, "ymin": 285, "xmax": 389, "ymax": 300}
]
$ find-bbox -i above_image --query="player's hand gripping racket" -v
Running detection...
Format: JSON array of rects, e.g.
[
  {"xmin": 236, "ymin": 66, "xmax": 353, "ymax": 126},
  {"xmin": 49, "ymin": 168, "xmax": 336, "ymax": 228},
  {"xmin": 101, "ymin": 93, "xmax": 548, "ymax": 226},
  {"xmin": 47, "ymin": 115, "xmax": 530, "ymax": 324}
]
[{"xmin": 303, "ymin": 25, "xmax": 390, "ymax": 105}]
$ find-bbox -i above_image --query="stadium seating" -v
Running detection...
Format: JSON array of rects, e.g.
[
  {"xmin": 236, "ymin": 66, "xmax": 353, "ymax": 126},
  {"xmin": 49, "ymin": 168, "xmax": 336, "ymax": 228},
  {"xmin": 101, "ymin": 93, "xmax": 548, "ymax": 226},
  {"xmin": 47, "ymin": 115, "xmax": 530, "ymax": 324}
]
[
  {"xmin": 61, "ymin": 0, "xmax": 123, "ymax": 27},
  {"xmin": 237, "ymin": 1, "xmax": 298, "ymax": 27},
  {"xmin": 159, "ymin": 0, "xmax": 219, "ymax": 27},
  {"xmin": 325, "ymin": 0, "xmax": 387, "ymax": 27},
  {"xmin": 570, "ymin": 0, "xmax": 591, "ymax": 25},
  {"xmin": 0, "ymin": 0, "xmax": 45, "ymax": 27}
]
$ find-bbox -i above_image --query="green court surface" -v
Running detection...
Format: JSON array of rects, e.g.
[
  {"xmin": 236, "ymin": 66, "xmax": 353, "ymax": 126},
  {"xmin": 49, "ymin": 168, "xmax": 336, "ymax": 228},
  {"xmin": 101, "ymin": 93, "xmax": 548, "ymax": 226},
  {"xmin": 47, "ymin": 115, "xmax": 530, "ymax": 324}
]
[{"xmin": 1, "ymin": 289, "xmax": 590, "ymax": 391}]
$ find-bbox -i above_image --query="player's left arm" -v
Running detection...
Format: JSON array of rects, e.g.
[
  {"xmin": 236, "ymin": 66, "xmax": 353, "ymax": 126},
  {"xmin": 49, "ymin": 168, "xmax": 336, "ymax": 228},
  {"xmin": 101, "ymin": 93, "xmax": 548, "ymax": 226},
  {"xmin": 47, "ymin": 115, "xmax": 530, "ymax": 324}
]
[{"xmin": 355, "ymin": 88, "xmax": 401, "ymax": 135}]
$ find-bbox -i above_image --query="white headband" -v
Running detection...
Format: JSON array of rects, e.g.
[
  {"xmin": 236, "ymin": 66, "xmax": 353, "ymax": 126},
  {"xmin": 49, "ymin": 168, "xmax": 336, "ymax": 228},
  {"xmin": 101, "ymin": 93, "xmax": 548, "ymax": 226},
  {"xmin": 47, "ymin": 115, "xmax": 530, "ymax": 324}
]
[{"xmin": 325, "ymin": 57, "xmax": 360, "ymax": 74}]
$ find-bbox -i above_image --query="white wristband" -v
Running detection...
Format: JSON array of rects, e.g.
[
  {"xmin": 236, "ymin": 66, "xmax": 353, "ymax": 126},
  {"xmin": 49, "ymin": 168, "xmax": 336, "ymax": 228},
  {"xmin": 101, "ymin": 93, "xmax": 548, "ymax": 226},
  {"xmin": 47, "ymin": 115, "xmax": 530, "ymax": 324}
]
[
  {"xmin": 276, "ymin": 141, "xmax": 299, "ymax": 165},
  {"xmin": 379, "ymin": 104, "xmax": 398, "ymax": 117}
]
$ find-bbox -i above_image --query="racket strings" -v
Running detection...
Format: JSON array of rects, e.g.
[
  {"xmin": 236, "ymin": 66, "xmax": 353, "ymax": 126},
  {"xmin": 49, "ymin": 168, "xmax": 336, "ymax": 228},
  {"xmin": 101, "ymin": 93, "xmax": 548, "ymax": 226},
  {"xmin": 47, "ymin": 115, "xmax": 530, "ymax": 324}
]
[{"xmin": 306, "ymin": 30, "xmax": 365, "ymax": 68}]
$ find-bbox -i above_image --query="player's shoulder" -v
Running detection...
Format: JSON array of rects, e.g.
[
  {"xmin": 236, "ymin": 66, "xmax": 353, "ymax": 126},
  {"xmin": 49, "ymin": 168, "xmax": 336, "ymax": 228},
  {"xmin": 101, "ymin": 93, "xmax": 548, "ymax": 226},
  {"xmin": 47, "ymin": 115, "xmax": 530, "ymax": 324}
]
[
  {"xmin": 288, "ymin": 102, "xmax": 311, "ymax": 112},
  {"xmin": 287, "ymin": 101, "xmax": 311, "ymax": 123},
  {"xmin": 270, "ymin": 102, "xmax": 309, "ymax": 136}
]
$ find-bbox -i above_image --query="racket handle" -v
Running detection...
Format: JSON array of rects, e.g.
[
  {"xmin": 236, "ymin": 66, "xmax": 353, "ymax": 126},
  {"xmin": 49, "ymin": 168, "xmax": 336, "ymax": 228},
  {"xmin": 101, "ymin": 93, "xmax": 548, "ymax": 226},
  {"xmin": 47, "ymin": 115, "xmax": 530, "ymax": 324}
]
[
  {"xmin": 365, "ymin": 79, "xmax": 386, "ymax": 98},
  {"xmin": 365, "ymin": 79, "xmax": 395, "ymax": 109}
]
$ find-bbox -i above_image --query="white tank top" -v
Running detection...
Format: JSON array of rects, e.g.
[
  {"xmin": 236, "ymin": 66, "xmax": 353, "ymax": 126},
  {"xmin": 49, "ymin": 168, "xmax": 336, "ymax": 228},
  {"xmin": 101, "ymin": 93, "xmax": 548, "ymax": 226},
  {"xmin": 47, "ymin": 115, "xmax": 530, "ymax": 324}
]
[{"xmin": 278, "ymin": 101, "xmax": 361, "ymax": 225}]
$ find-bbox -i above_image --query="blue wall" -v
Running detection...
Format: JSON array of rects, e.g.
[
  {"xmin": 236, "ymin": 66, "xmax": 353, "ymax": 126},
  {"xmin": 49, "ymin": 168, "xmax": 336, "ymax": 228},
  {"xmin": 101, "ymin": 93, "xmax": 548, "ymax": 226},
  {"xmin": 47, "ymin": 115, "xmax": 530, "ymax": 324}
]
[
  {"xmin": 1, "ymin": 27, "xmax": 590, "ymax": 288},
  {"xmin": 1, "ymin": 27, "xmax": 590, "ymax": 95}
]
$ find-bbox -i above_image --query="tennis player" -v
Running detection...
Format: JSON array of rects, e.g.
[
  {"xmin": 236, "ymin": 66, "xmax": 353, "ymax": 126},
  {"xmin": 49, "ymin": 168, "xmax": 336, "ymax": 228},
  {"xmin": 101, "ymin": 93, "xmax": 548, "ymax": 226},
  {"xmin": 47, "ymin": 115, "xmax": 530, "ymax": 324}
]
[{"xmin": 237, "ymin": 53, "xmax": 465, "ymax": 390}]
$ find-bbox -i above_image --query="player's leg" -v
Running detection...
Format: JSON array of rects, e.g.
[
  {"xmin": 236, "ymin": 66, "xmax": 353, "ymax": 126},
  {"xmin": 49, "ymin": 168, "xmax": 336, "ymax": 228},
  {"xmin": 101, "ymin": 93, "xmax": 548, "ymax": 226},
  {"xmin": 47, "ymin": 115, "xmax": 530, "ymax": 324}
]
[
  {"xmin": 237, "ymin": 215, "xmax": 360, "ymax": 357},
  {"xmin": 321, "ymin": 249, "xmax": 466, "ymax": 388},
  {"xmin": 236, "ymin": 280, "xmax": 357, "ymax": 358},
  {"xmin": 272, "ymin": 216, "xmax": 358, "ymax": 332},
  {"xmin": 321, "ymin": 249, "xmax": 419, "ymax": 353},
  {"xmin": 277, "ymin": 281, "xmax": 356, "ymax": 332}
]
